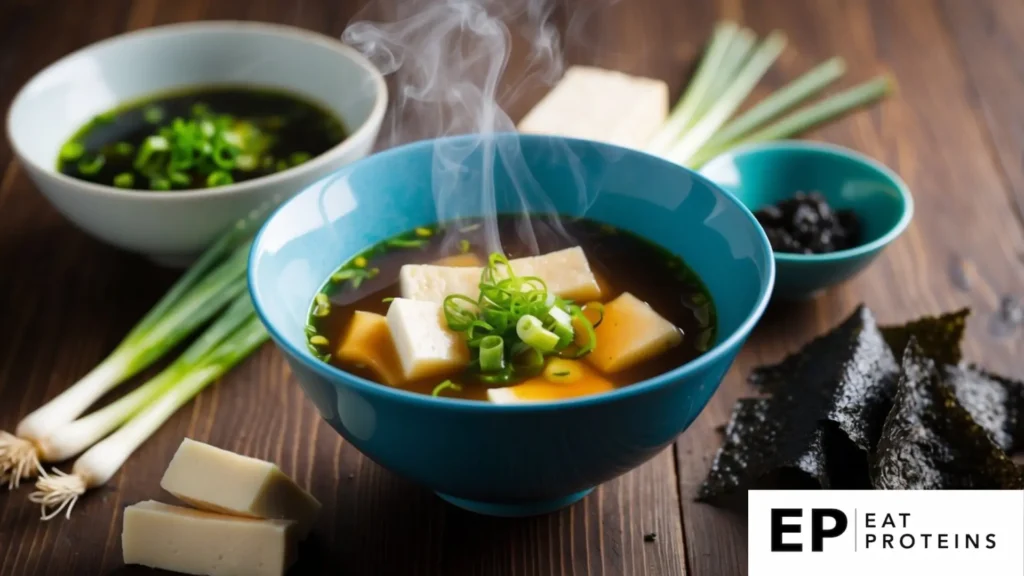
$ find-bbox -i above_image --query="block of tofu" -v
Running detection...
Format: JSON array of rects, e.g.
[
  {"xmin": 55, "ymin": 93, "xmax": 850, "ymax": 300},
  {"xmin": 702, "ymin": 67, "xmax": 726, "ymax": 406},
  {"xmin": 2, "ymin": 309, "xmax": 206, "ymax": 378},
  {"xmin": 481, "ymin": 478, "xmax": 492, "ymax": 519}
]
[
  {"xmin": 487, "ymin": 359, "xmax": 614, "ymax": 404},
  {"xmin": 160, "ymin": 439, "xmax": 321, "ymax": 539},
  {"xmin": 517, "ymin": 66, "xmax": 669, "ymax": 149},
  {"xmin": 587, "ymin": 292, "xmax": 682, "ymax": 373},
  {"xmin": 122, "ymin": 500, "xmax": 297, "ymax": 576},
  {"xmin": 386, "ymin": 298, "xmax": 470, "ymax": 381},
  {"xmin": 400, "ymin": 247, "xmax": 602, "ymax": 304},
  {"xmin": 336, "ymin": 311, "xmax": 405, "ymax": 386},
  {"xmin": 431, "ymin": 253, "xmax": 484, "ymax": 267}
]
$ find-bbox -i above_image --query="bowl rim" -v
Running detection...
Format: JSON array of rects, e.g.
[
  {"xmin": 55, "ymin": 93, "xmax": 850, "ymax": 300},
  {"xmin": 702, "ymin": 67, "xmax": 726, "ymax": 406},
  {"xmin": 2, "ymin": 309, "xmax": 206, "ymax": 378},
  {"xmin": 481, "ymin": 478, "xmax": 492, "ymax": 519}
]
[
  {"xmin": 698, "ymin": 140, "xmax": 915, "ymax": 263},
  {"xmin": 248, "ymin": 133, "xmax": 777, "ymax": 412},
  {"xmin": 5, "ymin": 20, "xmax": 388, "ymax": 201}
]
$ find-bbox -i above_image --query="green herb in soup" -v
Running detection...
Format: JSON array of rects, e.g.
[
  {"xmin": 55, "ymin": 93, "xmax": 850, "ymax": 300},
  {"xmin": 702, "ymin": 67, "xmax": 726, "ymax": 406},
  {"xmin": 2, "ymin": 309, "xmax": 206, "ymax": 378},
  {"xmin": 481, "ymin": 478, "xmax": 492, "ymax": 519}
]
[
  {"xmin": 307, "ymin": 216, "xmax": 717, "ymax": 403},
  {"xmin": 57, "ymin": 86, "xmax": 347, "ymax": 191}
]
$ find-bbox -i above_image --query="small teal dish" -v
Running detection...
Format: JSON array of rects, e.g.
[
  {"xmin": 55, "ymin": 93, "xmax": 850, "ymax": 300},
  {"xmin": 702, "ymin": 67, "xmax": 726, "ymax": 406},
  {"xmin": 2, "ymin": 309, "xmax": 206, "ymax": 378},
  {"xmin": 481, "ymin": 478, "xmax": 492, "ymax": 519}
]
[
  {"xmin": 699, "ymin": 141, "xmax": 913, "ymax": 300},
  {"xmin": 248, "ymin": 133, "xmax": 774, "ymax": 517}
]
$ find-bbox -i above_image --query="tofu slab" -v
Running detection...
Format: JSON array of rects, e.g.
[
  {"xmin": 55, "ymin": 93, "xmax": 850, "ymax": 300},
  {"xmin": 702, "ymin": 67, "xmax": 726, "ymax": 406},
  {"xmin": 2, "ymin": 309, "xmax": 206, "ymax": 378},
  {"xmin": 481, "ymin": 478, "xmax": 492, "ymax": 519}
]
[
  {"xmin": 400, "ymin": 247, "xmax": 601, "ymax": 304},
  {"xmin": 160, "ymin": 439, "xmax": 321, "ymax": 539},
  {"xmin": 487, "ymin": 359, "xmax": 614, "ymax": 404},
  {"xmin": 336, "ymin": 311, "xmax": 406, "ymax": 386},
  {"xmin": 122, "ymin": 500, "xmax": 297, "ymax": 576},
  {"xmin": 587, "ymin": 292, "xmax": 682, "ymax": 373},
  {"xmin": 517, "ymin": 66, "xmax": 669, "ymax": 149},
  {"xmin": 386, "ymin": 298, "xmax": 470, "ymax": 381}
]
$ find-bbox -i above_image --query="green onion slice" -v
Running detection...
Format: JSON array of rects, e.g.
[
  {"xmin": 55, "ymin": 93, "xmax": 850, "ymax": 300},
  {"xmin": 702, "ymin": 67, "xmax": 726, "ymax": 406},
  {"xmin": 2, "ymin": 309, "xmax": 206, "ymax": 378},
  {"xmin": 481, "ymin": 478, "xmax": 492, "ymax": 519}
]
[{"xmin": 478, "ymin": 335, "xmax": 505, "ymax": 372}]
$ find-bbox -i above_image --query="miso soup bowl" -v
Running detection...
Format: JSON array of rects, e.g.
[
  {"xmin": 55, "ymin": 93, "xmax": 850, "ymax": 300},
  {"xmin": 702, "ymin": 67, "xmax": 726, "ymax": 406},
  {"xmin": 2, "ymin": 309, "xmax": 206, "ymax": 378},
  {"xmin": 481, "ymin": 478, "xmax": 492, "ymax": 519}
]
[
  {"xmin": 6, "ymin": 21, "xmax": 386, "ymax": 267},
  {"xmin": 699, "ymin": 141, "xmax": 913, "ymax": 300},
  {"xmin": 249, "ymin": 134, "xmax": 775, "ymax": 517}
]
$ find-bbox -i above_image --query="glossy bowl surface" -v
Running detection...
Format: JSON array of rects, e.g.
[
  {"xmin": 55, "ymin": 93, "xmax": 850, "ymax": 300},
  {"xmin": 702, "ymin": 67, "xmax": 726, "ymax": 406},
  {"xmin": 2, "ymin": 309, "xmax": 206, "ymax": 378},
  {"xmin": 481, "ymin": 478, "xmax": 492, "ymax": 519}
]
[
  {"xmin": 249, "ymin": 133, "xmax": 775, "ymax": 516},
  {"xmin": 7, "ymin": 21, "xmax": 387, "ymax": 266},
  {"xmin": 699, "ymin": 141, "xmax": 913, "ymax": 300}
]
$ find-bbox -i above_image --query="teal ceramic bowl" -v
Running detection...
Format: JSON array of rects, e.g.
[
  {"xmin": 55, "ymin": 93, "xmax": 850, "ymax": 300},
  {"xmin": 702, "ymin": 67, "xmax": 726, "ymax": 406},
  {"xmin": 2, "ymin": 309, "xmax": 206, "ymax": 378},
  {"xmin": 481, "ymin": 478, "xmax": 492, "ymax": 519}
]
[
  {"xmin": 699, "ymin": 141, "xmax": 913, "ymax": 300},
  {"xmin": 249, "ymin": 134, "xmax": 775, "ymax": 517}
]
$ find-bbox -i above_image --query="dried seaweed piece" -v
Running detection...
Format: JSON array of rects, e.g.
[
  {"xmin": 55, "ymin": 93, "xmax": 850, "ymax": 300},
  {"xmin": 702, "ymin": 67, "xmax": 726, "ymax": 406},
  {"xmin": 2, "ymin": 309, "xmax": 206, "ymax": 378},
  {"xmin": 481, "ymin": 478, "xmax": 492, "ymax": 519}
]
[
  {"xmin": 944, "ymin": 365, "xmax": 1024, "ymax": 453},
  {"xmin": 871, "ymin": 341, "xmax": 1024, "ymax": 489},
  {"xmin": 880, "ymin": 308, "xmax": 969, "ymax": 366},
  {"xmin": 749, "ymin": 305, "xmax": 898, "ymax": 452},
  {"xmin": 697, "ymin": 398, "xmax": 826, "ymax": 505}
]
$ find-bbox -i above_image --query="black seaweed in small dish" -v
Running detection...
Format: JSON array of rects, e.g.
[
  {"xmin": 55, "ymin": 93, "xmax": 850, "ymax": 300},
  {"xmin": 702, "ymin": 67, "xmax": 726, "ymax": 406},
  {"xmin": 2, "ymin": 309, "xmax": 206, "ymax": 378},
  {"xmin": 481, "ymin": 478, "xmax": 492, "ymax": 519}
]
[{"xmin": 754, "ymin": 191, "xmax": 862, "ymax": 255}]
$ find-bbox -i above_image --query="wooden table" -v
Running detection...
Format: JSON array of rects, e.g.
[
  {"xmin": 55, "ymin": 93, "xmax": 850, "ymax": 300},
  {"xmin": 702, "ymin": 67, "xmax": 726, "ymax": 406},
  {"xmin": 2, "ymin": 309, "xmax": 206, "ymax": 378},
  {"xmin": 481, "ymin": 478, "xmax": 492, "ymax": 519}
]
[{"xmin": 2, "ymin": 0, "xmax": 1022, "ymax": 574}]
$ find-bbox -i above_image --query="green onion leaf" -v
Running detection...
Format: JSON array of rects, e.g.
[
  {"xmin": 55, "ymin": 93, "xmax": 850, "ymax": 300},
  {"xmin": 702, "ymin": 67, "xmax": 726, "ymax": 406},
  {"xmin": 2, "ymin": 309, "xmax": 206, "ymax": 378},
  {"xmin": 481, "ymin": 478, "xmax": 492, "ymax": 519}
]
[
  {"xmin": 479, "ymin": 335, "xmax": 505, "ymax": 372},
  {"xmin": 113, "ymin": 173, "xmax": 135, "ymax": 188},
  {"xmin": 386, "ymin": 238, "xmax": 428, "ymax": 249},
  {"xmin": 516, "ymin": 315, "xmax": 559, "ymax": 352},
  {"xmin": 60, "ymin": 141, "xmax": 85, "ymax": 162},
  {"xmin": 113, "ymin": 142, "xmax": 135, "ymax": 156},
  {"xmin": 459, "ymin": 239, "xmax": 471, "ymax": 254},
  {"xmin": 77, "ymin": 154, "xmax": 106, "ymax": 175},
  {"xmin": 431, "ymin": 380, "xmax": 462, "ymax": 397},
  {"xmin": 144, "ymin": 105, "xmax": 165, "ymax": 124},
  {"xmin": 289, "ymin": 152, "xmax": 312, "ymax": 166},
  {"xmin": 206, "ymin": 171, "xmax": 233, "ymax": 188}
]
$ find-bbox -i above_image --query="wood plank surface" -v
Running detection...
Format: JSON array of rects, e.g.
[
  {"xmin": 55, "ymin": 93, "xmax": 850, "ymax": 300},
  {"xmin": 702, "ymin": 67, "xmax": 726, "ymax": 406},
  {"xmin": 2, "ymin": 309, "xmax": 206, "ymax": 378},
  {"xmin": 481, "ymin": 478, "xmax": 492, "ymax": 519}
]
[{"xmin": 1, "ymin": 1, "xmax": 1022, "ymax": 575}]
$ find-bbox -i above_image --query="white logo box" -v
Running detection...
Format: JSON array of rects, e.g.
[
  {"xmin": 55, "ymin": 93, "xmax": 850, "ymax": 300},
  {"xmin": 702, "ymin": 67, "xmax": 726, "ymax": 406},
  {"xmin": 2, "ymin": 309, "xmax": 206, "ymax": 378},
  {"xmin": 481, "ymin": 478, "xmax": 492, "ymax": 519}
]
[{"xmin": 749, "ymin": 490, "xmax": 1024, "ymax": 576}]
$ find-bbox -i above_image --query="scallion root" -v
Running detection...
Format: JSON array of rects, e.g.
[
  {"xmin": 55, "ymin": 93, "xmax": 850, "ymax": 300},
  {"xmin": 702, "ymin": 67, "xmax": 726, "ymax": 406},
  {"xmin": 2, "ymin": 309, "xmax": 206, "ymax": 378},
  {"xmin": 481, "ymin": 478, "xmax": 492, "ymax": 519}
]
[
  {"xmin": 29, "ymin": 468, "xmax": 86, "ymax": 521},
  {"xmin": 0, "ymin": 432, "xmax": 41, "ymax": 489}
]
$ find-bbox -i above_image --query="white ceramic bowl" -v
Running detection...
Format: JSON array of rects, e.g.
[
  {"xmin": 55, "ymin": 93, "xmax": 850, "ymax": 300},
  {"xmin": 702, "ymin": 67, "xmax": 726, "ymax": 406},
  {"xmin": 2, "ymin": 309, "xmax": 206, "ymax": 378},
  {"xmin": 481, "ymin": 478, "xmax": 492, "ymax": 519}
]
[{"xmin": 7, "ymin": 21, "xmax": 387, "ymax": 266}]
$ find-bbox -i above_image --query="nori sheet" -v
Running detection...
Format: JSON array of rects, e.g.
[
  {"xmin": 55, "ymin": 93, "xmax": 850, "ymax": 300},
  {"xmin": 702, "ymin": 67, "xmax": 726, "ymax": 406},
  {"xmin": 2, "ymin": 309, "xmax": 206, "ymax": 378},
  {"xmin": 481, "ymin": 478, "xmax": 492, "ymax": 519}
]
[
  {"xmin": 944, "ymin": 364, "xmax": 1024, "ymax": 453},
  {"xmin": 880, "ymin": 308, "xmax": 969, "ymax": 366},
  {"xmin": 700, "ymin": 304, "xmax": 1023, "ymax": 502},
  {"xmin": 748, "ymin": 305, "xmax": 899, "ymax": 452},
  {"xmin": 700, "ymin": 306, "xmax": 897, "ymax": 500},
  {"xmin": 697, "ymin": 398, "xmax": 826, "ymax": 504},
  {"xmin": 871, "ymin": 340, "xmax": 1024, "ymax": 489}
]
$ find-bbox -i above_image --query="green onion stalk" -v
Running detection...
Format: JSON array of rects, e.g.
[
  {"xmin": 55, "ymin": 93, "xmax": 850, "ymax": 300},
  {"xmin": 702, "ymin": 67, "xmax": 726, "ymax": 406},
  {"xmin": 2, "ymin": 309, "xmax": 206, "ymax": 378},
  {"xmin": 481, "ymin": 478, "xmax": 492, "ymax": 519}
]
[
  {"xmin": 666, "ymin": 31, "xmax": 787, "ymax": 165},
  {"xmin": 0, "ymin": 201, "xmax": 277, "ymax": 490},
  {"xmin": 30, "ymin": 309, "xmax": 269, "ymax": 520},
  {"xmin": 686, "ymin": 75, "xmax": 894, "ymax": 168},
  {"xmin": 646, "ymin": 22, "xmax": 741, "ymax": 154}
]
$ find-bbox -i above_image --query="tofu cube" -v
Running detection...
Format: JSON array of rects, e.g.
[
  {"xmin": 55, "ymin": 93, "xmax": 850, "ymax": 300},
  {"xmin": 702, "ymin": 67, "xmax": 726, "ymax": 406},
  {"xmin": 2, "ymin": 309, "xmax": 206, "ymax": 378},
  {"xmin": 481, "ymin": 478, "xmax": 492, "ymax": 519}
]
[
  {"xmin": 336, "ymin": 311, "xmax": 406, "ymax": 386},
  {"xmin": 586, "ymin": 292, "xmax": 682, "ymax": 373},
  {"xmin": 122, "ymin": 500, "xmax": 297, "ymax": 576},
  {"xmin": 517, "ymin": 66, "xmax": 669, "ymax": 149},
  {"xmin": 386, "ymin": 298, "xmax": 470, "ymax": 381},
  {"xmin": 431, "ymin": 253, "xmax": 484, "ymax": 267},
  {"xmin": 160, "ymin": 438, "xmax": 322, "ymax": 539},
  {"xmin": 486, "ymin": 359, "xmax": 614, "ymax": 404},
  {"xmin": 400, "ymin": 247, "xmax": 601, "ymax": 304}
]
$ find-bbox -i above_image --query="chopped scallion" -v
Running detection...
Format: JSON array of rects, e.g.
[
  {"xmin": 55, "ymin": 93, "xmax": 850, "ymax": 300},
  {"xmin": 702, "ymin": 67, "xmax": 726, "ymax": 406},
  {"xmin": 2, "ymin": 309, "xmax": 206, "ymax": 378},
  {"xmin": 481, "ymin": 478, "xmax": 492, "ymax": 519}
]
[
  {"xmin": 206, "ymin": 171, "xmax": 233, "ymax": 188},
  {"xmin": 143, "ymin": 105, "xmax": 165, "ymax": 124},
  {"xmin": 59, "ymin": 141, "xmax": 85, "ymax": 162},
  {"xmin": 431, "ymin": 380, "xmax": 462, "ymax": 397},
  {"xmin": 479, "ymin": 335, "xmax": 505, "ymax": 372},
  {"xmin": 113, "ymin": 173, "xmax": 134, "ymax": 188},
  {"xmin": 76, "ymin": 154, "xmax": 105, "ymax": 175}
]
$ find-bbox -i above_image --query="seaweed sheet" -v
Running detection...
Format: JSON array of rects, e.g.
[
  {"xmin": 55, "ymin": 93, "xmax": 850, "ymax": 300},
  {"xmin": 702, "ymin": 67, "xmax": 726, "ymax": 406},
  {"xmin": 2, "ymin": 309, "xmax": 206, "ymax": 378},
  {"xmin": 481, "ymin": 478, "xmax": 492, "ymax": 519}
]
[
  {"xmin": 700, "ymin": 305, "xmax": 1021, "ymax": 502},
  {"xmin": 698, "ymin": 398, "xmax": 826, "ymax": 504},
  {"xmin": 880, "ymin": 308, "xmax": 969, "ymax": 366},
  {"xmin": 871, "ymin": 341, "xmax": 1024, "ymax": 489},
  {"xmin": 944, "ymin": 365, "xmax": 1024, "ymax": 453},
  {"xmin": 700, "ymin": 306, "xmax": 895, "ymax": 500},
  {"xmin": 748, "ymin": 305, "xmax": 898, "ymax": 452}
]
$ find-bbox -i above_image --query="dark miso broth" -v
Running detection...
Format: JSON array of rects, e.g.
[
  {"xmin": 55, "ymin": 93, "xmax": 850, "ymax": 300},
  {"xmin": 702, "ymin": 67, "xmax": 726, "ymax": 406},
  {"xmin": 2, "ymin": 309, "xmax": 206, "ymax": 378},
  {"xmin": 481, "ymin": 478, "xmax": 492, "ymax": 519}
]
[
  {"xmin": 308, "ymin": 216, "xmax": 717, "ymax": 402},
  {"xmin": 57, "ymin": 85, "xmax": 347, "ymax": 191}
]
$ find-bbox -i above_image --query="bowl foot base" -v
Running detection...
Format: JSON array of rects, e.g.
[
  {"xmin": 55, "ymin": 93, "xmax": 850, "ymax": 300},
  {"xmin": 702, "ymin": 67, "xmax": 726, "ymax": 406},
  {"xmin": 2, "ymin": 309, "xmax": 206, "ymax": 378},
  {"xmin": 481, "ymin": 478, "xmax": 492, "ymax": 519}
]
[{"xmin": 436, "ymin": 488, "xmax": 593, "ymax": 517}]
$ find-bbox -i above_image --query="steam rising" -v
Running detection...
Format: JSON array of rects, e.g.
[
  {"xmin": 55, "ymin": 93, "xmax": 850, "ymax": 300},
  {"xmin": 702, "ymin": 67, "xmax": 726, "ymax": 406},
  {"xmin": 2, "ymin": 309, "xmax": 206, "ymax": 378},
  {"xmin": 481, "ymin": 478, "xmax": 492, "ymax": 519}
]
[{"xmin": 343, "ymin": 0, "xmax": 603, "ymax": 255}]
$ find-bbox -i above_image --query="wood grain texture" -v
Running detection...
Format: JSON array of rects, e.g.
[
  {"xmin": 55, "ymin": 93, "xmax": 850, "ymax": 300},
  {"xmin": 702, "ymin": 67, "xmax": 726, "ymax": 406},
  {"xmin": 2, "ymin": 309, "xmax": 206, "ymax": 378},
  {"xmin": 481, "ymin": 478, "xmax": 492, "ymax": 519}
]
[{"xmin": 1, "ymin": 1, "xmax": 1023, "ymax": 575}]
